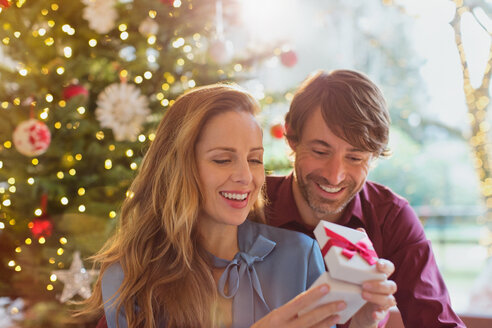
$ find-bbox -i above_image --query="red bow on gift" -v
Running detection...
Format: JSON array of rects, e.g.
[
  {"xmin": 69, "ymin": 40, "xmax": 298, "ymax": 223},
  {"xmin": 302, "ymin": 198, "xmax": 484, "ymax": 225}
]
[{"xmin": 321, "ymin": 227, "xmax": 378, "ymax": 265}]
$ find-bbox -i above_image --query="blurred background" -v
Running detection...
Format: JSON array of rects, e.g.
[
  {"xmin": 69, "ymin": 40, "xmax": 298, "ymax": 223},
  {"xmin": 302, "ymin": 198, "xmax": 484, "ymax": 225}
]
[{"xmin": 0, "ymin": 0, "xmax": 491, "ymax": 326}]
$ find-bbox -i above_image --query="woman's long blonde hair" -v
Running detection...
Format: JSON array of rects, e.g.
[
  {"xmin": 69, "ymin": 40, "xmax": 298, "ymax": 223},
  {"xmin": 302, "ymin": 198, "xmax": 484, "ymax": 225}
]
[{"xmin": 79, "ymin": 84, "xmax": 264, "ymax": 327}]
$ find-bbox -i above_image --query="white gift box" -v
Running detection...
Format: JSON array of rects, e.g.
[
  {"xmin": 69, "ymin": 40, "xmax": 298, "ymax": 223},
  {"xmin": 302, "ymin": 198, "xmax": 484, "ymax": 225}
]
[
  {"xmin": 314, "ymin": 221, "xmax": 385, "ymax": 285},
  {"xmin": 298, "ymin": 272, "xmax": 365, "ymax": 324},
  {"xmin": 299, "ymin": 221, "xmax": 386, "ymax": 324}
]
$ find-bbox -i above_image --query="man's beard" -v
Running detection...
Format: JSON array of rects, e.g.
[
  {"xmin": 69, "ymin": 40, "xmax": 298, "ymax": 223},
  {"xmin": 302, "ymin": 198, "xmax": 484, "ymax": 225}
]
[{"xmin": 296, "ymin": 170, "xmax": 359, "ymax": 220}]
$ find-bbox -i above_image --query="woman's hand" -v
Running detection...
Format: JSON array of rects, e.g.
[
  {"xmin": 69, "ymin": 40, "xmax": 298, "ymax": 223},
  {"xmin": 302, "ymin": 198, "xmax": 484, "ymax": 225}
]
[
  {"xmin": 251, "ymin": 284, "xmax": 346, "ymax": 328},
  {"xmin": 349, "ymin": 259, "xmax": 397, "ymax": 328}
]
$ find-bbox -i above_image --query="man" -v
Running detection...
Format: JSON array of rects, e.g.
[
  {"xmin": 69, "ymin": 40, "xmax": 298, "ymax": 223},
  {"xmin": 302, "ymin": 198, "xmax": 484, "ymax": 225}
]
[{"xmin": 265, "ymin": 70, "xmax": 465, "ymax": 327}]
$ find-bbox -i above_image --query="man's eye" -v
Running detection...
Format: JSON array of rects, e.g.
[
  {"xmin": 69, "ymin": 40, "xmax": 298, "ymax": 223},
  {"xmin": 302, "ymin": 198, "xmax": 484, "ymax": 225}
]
[
  {"xmin": 313, "ymin": 150, "xmax": 327, "ymax": 155},
  {"xmin": 348, "ymin": 157, "xmax": 363, "ymax": 162},
  {"xmin": 249, "ymin": 159, "xmax": 263, "ymax": 164}
]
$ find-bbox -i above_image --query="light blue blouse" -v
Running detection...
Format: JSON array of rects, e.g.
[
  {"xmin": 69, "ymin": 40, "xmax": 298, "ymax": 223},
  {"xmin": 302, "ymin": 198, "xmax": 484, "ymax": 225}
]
[{"xmin": 101, "ymin": 219, "xmax": 326, "ymax": 328}]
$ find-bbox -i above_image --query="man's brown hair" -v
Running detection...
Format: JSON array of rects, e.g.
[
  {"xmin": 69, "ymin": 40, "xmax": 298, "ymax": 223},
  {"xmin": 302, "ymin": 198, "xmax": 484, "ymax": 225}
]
[{"xmin": 286, "ymin": 69, "xmax": 391, "ymax": 157}]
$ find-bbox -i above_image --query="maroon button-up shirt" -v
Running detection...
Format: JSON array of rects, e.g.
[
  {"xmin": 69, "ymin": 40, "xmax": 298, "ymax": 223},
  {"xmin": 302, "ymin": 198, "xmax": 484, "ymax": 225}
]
[{"xmin": 265, "ymin": 173, "xmax": 465, "ymax": 328}]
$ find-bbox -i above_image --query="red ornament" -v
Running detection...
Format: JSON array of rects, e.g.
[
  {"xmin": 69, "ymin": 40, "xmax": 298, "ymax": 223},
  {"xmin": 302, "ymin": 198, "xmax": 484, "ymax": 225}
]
[
  {"xmin": 270, "ymin": 123, "xmax": 285, "ymax": 139},
  {"xmin": 0, "ymin": 0, "xmax": 11, "ymax": 9},
  {"xmin": 280, "ymin": 50, "xmax": 298, "ymax": 68},
  {"xmin": 30, "ymin": 218, "xmax": 53, "ymax": 238},
  {"xmin": 63, "ymin": 84, "xmax": 89, "ymax": 101},
  {"xmin": 12, "ymin": 119, "xmax": 51, "ymax": 157},
  {"xmin": 29, "ymin": 194, "xmax": 53, "ymax": 238},
  {"xmin": 160, "ymin": 0, "xmax": 174, "ymax": 5}
]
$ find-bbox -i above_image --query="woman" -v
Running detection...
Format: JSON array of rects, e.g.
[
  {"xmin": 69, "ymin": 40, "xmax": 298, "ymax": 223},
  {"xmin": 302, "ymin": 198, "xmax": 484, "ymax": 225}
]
[{"xmin": 81, "ymin": 84, "xmax": 345, "ymax": 328}]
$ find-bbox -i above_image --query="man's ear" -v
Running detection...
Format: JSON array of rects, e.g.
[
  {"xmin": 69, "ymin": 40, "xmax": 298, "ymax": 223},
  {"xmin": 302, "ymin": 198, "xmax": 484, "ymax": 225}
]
[{"xmin": 284, "ymin": 123, "xmax": 298, "ymax": 151}]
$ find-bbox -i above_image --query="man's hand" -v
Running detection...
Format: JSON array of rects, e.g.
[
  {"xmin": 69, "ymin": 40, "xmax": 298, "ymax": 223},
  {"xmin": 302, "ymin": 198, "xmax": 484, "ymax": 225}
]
[
  {"xmin": 251, "ymin": 284, "xmax": 346, "ymax": 328},
  {"xmin": 349, "ymin": 259, "xmax": 397, "ymax": 328}
]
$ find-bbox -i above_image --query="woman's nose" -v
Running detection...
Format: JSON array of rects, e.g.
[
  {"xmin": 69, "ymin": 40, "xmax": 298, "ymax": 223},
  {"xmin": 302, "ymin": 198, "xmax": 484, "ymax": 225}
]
[{"xmin": 231, "ymin": 160, "xmax": 253, "ymax": 184}]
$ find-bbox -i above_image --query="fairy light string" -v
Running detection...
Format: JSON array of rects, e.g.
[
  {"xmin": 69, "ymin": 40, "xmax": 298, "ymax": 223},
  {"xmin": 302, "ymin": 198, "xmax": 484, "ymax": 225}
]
[{"xmin": 451, "ymin": 0, "xmax": 492, "ymax": 254}]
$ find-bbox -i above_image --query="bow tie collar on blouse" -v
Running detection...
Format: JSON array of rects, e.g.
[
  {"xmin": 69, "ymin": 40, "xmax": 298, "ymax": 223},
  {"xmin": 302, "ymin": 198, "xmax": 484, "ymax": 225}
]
[{"xmin": 211, "ymin": 227, "xmax": 276, "ymax": 328}]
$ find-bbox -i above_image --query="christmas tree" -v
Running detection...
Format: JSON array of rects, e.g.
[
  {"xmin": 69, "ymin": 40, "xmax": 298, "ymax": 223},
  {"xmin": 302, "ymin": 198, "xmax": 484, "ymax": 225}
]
[{"xmin": 0, "ymin": 0, "xmax": 279, "ymax": 326}]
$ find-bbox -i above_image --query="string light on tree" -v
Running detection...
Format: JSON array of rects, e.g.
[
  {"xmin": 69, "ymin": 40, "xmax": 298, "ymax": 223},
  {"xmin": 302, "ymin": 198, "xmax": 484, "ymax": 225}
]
[{"xmin": 448, "ymin": 2, "xmax": 492, "ymax": 256}]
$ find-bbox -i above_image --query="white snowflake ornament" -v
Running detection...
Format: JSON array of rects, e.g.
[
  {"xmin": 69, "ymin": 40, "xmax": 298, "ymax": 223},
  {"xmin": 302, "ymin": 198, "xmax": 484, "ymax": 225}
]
[
  {"xmin": 82, "ymin": 0, "xmax": 117, "ymax": 34},
  {"xmin": 95, "ymin": 82, "xmax": 151, "ymax": 142}
]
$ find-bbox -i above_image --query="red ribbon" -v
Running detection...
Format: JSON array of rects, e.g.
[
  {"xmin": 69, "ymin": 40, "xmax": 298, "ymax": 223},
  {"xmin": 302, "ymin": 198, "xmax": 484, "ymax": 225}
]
[
  {"xmin": 320, "ymin": 226, "xmax": 378, "ymax": 265},
  {"xmin": 40, "ymin": 193, "xmax": 48, "ymax": 213}
]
